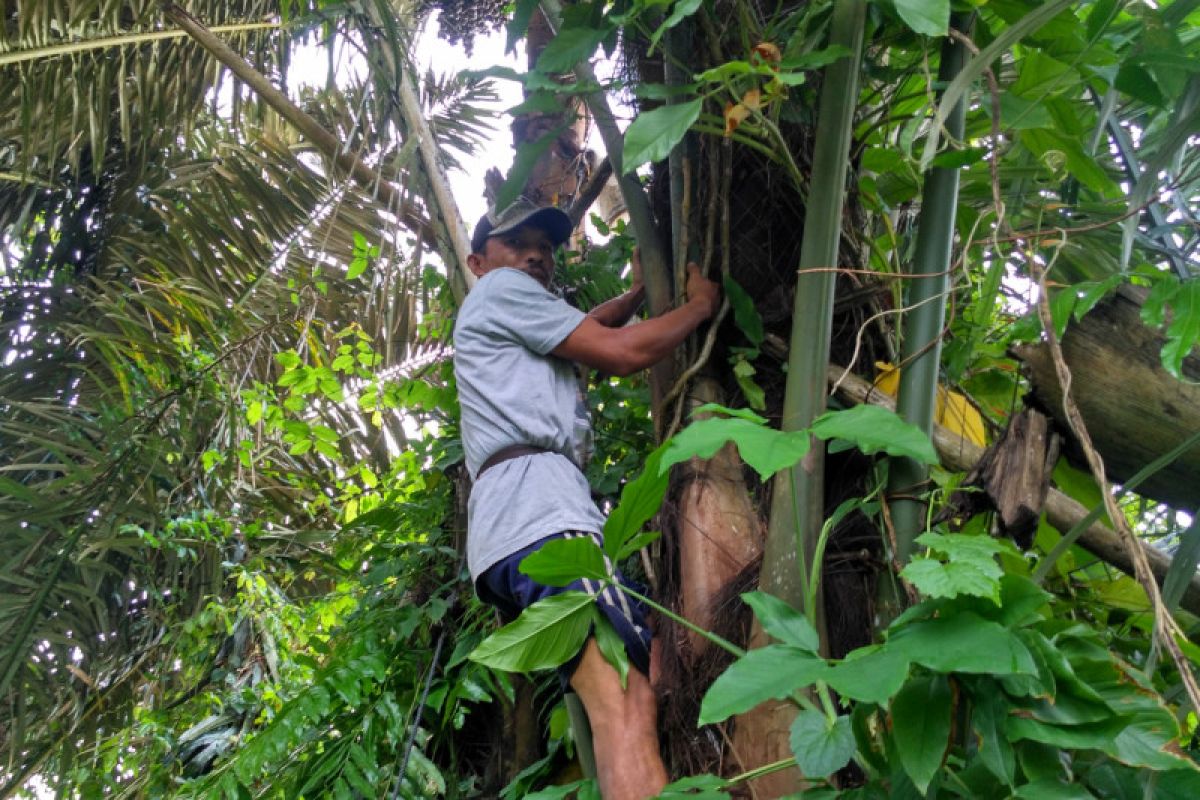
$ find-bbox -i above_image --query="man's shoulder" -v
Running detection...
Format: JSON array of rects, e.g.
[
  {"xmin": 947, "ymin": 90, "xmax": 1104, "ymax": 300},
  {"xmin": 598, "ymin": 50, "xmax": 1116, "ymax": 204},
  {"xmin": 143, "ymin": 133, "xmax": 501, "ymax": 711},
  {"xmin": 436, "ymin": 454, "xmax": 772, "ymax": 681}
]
[
  {"xmin": 460, "ymin": 269, "xmax": 538, "ymax": 320},
  {"xmin": 473, "ymin": 268, "xmax": 547, "ymax": 298},
  {"xmin": 457, "ymin": 269, "xmax": 586, "ymax": 357}
]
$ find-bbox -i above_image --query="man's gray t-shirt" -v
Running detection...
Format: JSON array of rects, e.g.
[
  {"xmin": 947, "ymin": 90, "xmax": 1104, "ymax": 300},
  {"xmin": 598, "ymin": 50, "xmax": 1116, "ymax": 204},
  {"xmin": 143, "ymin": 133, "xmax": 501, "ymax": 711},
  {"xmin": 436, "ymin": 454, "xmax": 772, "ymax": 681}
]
[{"xmin": 454, "ymin": 268, "xmax": 606, "ymax": 580}]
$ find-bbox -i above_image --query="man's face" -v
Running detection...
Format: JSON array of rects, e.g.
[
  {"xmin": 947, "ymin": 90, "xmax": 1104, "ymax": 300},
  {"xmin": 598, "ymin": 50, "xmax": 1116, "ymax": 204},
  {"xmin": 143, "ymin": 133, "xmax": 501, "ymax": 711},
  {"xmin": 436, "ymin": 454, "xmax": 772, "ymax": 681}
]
[{"xmin": 466, "ymin": 224, "xmax": 557, "ymax": 288}]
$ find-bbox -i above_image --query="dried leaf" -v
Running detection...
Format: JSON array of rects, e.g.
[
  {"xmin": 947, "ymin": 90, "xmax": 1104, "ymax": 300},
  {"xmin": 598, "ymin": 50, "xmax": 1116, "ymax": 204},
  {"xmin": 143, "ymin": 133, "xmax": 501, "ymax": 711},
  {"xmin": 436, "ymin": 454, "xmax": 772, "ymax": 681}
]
[
  {"xmin": 752, "ymin": 42, "xmax": 782, "ymax": 68},
  {"xmin": 724, "ymin": 102, "xmax": 751, "ymax": 136}
]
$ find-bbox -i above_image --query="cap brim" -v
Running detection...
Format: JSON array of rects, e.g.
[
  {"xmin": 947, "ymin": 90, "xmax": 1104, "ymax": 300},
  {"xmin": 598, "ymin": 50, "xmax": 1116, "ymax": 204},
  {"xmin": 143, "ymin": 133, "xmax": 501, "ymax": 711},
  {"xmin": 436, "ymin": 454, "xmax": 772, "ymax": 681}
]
[{"xmin": 488, "ymin": 206, "xmax": 573, "ymax": 247}]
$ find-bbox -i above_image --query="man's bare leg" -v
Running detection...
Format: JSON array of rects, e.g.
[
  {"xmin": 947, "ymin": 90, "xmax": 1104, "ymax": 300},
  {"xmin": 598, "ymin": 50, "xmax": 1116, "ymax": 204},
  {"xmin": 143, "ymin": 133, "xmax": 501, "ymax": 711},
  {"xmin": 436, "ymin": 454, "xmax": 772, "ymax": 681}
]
[{"xmin": 569, "ymin": 638, "xmax": 668, "ymax": 800}]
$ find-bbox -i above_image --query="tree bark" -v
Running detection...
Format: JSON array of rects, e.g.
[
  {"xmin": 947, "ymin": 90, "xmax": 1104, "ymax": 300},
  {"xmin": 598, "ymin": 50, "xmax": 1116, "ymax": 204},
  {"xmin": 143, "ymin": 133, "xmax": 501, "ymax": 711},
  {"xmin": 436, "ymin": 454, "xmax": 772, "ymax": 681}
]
[
  {"xmin": 482, "ymin": 9, "xmax": 592, "ymax": 211},
  {"xmin": 677, "ymin": 379, "xmax": 764, "ymax": 652}
]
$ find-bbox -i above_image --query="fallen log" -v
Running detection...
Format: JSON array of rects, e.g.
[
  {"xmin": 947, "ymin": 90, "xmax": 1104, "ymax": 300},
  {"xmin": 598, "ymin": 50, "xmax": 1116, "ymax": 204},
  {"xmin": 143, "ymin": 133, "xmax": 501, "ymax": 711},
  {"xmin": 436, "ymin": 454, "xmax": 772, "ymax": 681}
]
[
  {"xmin": 1012, "ymin": 284, "xmax": 1200, "ymax": 511},
  {"xmin": 827, "ymin": 365, "xmax": 1200, "ymax": 617}
]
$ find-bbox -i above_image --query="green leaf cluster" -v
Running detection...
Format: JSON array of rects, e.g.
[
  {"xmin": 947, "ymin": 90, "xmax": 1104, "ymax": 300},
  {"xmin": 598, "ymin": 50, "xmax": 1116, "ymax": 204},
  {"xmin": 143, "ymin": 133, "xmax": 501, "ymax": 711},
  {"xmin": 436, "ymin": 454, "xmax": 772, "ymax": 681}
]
[
  {"xmin": 698, "ymin": 541, "xmax": 1200, "ymax": 796},
  {"xmin": 663, "ymin": 402, "xmax": 938, "ymax": 481}
]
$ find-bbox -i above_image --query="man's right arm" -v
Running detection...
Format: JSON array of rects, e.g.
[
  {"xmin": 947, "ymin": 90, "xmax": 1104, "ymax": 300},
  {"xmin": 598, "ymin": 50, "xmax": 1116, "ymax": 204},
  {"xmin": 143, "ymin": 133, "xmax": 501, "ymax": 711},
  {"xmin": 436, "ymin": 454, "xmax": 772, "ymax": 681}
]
[{"xmin": 551, "ymin": 262, "xmax": 719, "ymax": 377}]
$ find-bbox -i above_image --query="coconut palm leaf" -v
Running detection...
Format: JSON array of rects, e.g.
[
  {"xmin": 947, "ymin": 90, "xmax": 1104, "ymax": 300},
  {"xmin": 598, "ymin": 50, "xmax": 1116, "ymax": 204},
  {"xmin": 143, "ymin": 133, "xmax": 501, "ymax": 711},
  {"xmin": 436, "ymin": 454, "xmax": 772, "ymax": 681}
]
[{"xmin": 0, "ymin": 2, "xmax": 492, "ymax": 790}]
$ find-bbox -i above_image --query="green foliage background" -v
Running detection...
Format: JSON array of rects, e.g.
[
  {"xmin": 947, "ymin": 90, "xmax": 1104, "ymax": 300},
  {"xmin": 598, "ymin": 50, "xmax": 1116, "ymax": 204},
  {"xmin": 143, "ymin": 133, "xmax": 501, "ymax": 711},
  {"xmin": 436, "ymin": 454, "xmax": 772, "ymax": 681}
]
[{"xmin": 1, "ymin": 0, "xmax": 1199, "ymax": 797}]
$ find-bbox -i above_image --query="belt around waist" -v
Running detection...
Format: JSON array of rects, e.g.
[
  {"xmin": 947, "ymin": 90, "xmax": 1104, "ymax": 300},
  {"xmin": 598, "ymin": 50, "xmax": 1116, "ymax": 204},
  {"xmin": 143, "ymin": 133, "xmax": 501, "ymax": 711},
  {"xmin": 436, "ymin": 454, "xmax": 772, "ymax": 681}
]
[{"xmin": 476, "ymin": 444, "xmax": 555, "ymax": 479}]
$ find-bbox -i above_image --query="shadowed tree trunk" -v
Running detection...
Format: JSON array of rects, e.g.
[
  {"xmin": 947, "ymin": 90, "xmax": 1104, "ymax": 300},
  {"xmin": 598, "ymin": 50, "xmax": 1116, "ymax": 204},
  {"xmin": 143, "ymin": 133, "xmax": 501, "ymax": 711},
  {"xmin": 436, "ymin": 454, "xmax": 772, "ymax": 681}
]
[{"xmin": 482, "ymin": 9, "xmax": 591, "ymax": 210}]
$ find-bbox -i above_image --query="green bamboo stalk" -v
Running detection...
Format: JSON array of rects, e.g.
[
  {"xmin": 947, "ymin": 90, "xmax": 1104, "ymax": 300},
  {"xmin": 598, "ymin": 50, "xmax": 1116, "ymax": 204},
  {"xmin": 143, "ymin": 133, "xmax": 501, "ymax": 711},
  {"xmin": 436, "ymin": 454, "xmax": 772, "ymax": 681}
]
[
  {"xmin": 759, "ymin": 0, "xmax": 867, "ymax": 618},
  {"xmin": 887, "ymin": 14, "xmax": 974, "ymax": 565}
]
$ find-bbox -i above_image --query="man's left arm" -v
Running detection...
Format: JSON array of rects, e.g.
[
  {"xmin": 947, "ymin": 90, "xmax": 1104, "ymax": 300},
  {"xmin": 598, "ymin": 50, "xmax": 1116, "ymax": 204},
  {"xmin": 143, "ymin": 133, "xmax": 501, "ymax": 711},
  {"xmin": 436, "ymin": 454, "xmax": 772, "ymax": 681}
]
[{"xmin": 586, "ymin": 248, "xmax": 645, "ymax": 328}]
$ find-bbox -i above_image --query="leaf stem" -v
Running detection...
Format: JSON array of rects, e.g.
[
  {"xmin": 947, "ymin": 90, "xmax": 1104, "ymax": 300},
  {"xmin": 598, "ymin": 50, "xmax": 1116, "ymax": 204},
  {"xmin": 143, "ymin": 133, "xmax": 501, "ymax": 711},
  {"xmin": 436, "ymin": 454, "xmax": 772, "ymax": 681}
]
[
  {"xmin": 726, "ymin": 756, "xmax": 803, "ymax": 786},
  {"xmin": 617, "ymin": 585, "xmax": 745, "ymax": 658}
]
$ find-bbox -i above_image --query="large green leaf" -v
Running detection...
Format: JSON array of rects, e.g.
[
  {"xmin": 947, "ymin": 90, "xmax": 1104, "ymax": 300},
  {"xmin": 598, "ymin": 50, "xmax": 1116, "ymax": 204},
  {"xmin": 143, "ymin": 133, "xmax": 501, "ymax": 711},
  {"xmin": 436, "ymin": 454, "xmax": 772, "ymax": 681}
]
[
  {"xmin": 893, "ymin": 0, "xmax": 949, "ymax": 37},
  {"xmin": 1162, "ymin": 278, "xmax": 1200, "ymax": 379},
  {"xmin": 969, "ymin": 681, "xmax": 1016, "ymax": 785},
  {"xmin": 505, "ymin": 0, "xmax": 539, "ymax": 54},
  {"xmin": 1013, "ymin": 779, "xmax": 1096, "ymax": 799},
  {"xmin": 494, "ymin": 126, "xmax": 563, "ymax": 212},
  {"xmin": 535, "ymin": 25, "xmax": 609, "ymax": 73},
  {"xmin": 789, "ymin": 711, "xmax": 855, "ymax": 778},
  {"xmin": 604, "ymin": 444, "xmax": 670, "ymax": 561},
  {"xmin": 915, "ymin": 531, "xmax": 1020, "ymax": 562},
  {"xmin": 470, "ymin": 592, "xmax": 596, "ymax": 672},
  {"xmin": 689, "ymin": 403, "xmax": 768, "ymax": 424},
  {"xmin": 526, "ymin": 780, "xmax": 592, "ymax": 800},
  {"xmin": 698, "ymin": 645, "xmax": 829, "ymax": 725},
  {"xmin": 1105, "ymin": 717, "xmax": 1195, "ymax": 772},
  {"xmin": 823, "ymin": 645, "xmax": 911, "ymax": 705},
  {"xmin": 994, "ymin": 575, "xmax": 1053, "ymax": 628},
  {"xmin": 1020, "ymin": 128, "xmax": 1120, "ymax": 195},
  {"xmin": 902, "ymin": 561, "xmax": 998, "ymax": 604},
  {"xmin": 890, "ymin": 674, "xmax": 952, "ymax": 793},
  {"xmin": 593, "ymin": 614, "xmax": 630, "ymax": 689},
  {"xmin": 656, "ymin": 774, "xmax": 730, "ymax": 799},
  {"xmin": 993, "ymin": 92, "xmax": 1055, "ymax": 129},
  {"xmin": 1018, "ymin": 693, "xmax": 1113, "ymax": 727},
  {"xmin": 520, "ymin": 537, "xmax": 609, "ymax": 587},
  {"xmin": 889, "ymin": 612, "xmax": 1038, "ymax": 676},
  {"xmin": 902, "ymin": 558, "xmax": 1001, "ymax": 603},
  {"xmin": 1006, "ymin": 717, "xmax": 1125, "ymax": 751},
  {"xmin": 1163, "ymin": 512, "xmax": 1200, "ymax": 612},
  {"xmin": 919, "ymin": 0, "xmax": 1077, "ymax": 171},
  {"xmin": 622, "ymin": 98, "xmax": 703, "ymax": 173},
  {"xmin": 1157, "ymin": 769, "xmax": 1200, "ymax": 800},
  {"xmin": 1116, "ymin": 62, "xmax": 1166, "ymax": 108},
  {"xmin": 723, "ymin": 274, "xmax": 764, "ymax": 347},
  {"xmin": 662, "ymin": 417, "xmax": 811, "ymax": 481},
  {"xmin": 900, "ymin": 532, "xmax": 1019, "ymax": 603},
  {"xmin": 741, "ymin": 591, "xmax": 820, "ymax": 652},
  {"xmin": 648, "ymin": 0, "xmax": 705, "ymax": 53},
  {"xmin": 1018, "ymin": 629, "xmax": 1105, "ymax": 705},
  {"xmin": 810, "ymin": 405, "xmax": 939, "ymax": 464}
]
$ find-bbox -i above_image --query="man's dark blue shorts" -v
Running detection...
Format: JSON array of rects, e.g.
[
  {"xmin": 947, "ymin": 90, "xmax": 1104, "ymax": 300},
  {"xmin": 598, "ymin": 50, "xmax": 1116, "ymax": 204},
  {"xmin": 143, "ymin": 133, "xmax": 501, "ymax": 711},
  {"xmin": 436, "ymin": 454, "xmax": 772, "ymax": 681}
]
[{"xmin": 476, "ymin": 531, "xmax": 653, "ymax": 683}]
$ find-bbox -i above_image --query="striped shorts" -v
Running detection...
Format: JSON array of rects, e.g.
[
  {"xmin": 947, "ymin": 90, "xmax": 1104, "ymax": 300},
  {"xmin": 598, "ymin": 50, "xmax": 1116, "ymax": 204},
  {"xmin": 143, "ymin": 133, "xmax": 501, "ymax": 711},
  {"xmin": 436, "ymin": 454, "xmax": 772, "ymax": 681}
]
[{"xmin": 475, "ymin": 531, "xmax": 653, "ymax": 683}]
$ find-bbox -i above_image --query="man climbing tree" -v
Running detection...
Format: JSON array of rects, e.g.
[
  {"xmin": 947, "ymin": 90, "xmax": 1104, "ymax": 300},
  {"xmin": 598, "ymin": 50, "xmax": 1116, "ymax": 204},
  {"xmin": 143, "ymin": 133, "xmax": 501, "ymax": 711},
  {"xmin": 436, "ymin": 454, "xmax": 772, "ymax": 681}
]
[{"xmin": 454, "ymin": 198, "xmax": 720, "ymax": 799}]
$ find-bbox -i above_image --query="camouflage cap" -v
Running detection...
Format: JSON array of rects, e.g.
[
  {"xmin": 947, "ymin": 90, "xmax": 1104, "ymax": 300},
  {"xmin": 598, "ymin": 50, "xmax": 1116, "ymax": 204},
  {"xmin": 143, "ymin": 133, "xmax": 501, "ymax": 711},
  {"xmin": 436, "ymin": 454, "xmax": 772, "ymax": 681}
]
[{"xmin": 470, "ymin": 197, "xmax": 572, "ymax": 254}]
